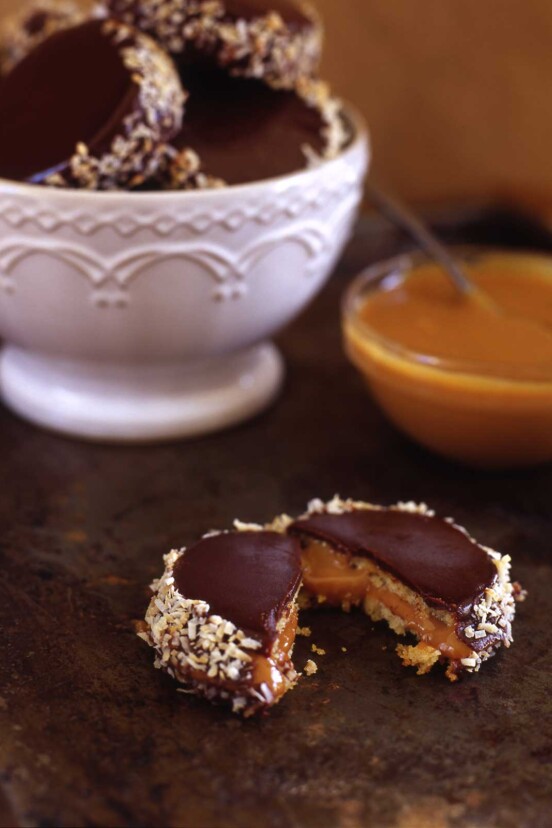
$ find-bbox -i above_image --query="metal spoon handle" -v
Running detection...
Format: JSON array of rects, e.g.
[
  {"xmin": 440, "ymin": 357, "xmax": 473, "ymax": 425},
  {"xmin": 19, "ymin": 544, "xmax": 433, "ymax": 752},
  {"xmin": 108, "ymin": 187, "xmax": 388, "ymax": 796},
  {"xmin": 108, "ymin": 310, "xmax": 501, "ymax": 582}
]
[{"xmin": 366, "ymin": 183, "xmax": 475, "ymax": 296}]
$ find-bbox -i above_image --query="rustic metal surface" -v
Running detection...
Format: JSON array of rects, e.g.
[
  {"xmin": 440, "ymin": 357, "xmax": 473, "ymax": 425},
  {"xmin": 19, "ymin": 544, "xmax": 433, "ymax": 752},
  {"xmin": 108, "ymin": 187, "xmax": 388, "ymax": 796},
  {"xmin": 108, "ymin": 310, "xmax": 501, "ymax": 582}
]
[{"xmin": 0, "ymin": 210, "xmax": 551, "ymax": 828}]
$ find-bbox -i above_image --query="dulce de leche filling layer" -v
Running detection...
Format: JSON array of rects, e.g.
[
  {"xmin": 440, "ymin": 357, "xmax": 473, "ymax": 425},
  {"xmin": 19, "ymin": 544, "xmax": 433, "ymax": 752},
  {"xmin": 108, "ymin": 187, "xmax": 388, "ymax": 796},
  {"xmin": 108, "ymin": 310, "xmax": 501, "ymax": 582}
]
[
  {"xmin": 251, "ymin": 605, "xmax": 298, "ymax": 700},
  {"xmin": 300, "ymin": 540, "xmax": 472, "ymax": 660}
]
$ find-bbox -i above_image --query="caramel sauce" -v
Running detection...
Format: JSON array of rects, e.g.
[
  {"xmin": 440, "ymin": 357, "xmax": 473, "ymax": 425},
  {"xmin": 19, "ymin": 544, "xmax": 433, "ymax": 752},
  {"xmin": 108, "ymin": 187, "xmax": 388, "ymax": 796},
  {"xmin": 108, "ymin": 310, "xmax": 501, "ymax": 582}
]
[
  {"xmin": 301, "ymin": 541, "xmax": 472, "ymax": 660},
  {"xmin": 345, "ymin": 254, "xmax": 552, "ymax": 468},
  {"xmin": 356, "ymin": 260, "xmax": 552, "ymax": 370}
]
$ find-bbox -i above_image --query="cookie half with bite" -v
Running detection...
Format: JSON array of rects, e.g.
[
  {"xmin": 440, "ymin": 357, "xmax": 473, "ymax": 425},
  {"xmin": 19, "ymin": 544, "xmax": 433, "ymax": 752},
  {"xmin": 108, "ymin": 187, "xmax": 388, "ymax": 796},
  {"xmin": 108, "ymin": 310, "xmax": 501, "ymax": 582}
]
[
  {"xmin": 289, "ymin": 498, "xmax": 519, "ymax": 680},
  {"xmin": 0, "ymin": 19, "xmax": 185, "ymax": 189},
  {"xmin": 140, "ymin": 530, "xmax": 302, "ymax": 716}
]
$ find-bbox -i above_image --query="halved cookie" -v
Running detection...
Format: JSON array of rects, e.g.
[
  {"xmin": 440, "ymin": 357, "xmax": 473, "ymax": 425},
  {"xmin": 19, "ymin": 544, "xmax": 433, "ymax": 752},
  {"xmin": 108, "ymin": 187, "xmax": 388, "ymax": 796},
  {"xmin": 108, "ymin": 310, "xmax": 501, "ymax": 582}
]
[
  {"xmin": 163, "ymin": 68, "xmax": 346, "ymax": 186},
  {"xmin": 289, "ymin": 497, "xmax": 520, "ymax": 681},
  {"xmin": 140, "ymin": 530, "xmax": 302, "ymax": 716}
]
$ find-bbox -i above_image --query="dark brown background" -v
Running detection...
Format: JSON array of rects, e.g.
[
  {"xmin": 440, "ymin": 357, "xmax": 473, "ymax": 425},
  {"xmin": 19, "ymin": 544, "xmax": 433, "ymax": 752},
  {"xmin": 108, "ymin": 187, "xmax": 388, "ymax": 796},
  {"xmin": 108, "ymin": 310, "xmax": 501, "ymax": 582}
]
[{"xmin": 0, "ymin": 212, "xmax": 551, "ymax": 828}]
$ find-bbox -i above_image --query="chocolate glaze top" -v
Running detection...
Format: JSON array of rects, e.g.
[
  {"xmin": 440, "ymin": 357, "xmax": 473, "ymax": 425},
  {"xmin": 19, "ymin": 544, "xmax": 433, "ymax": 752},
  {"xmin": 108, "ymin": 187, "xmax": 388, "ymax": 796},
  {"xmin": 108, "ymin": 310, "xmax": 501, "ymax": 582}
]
[
  {"xmin": 0, "ymin": 19, "xmax": 136, "ymax": 183},
  {"xmin": 174, "ymin": 67, "xmax": 324, "ymax": 184},
  {"xmin": 291, "ymin": 510, "xmax": 497, "ymax": 611},
  {"xmin": 174, "ymin": 532, "xmax": 302, "ymax": 652}
]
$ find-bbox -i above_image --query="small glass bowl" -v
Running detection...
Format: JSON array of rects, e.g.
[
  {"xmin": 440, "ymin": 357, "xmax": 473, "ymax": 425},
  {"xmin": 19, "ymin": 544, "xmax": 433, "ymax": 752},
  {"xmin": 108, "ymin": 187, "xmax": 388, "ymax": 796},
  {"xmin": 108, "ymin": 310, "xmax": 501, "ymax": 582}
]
[{"xmin": 342, "ymin": 249, "xmax": 552, "ymax": 469}]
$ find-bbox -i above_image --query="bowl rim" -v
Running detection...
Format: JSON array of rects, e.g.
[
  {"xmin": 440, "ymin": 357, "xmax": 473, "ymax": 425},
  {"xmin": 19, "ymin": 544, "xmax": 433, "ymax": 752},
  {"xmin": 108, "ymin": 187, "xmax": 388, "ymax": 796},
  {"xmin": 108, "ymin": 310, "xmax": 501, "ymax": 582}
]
[
  {"xmin": 342, "ymin": 246, "xmax": 552, "ymax": 385},
  {"xmin": 0, "ymin": 102, "xmax": 369, "ymax": 203}
]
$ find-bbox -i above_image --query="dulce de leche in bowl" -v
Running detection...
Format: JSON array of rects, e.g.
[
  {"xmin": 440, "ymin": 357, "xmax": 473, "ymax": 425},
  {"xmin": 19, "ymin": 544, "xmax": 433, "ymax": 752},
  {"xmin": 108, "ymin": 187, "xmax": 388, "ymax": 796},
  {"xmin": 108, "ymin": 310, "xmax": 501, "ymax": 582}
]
[{"xmin": 343, "ymin": 250, "xmax": 552, "ymax": 469}]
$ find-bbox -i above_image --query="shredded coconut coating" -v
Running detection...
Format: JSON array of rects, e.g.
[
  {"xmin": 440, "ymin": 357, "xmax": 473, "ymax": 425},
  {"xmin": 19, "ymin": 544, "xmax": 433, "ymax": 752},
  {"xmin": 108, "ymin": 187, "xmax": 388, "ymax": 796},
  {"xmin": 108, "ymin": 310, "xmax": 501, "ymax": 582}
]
[
  {"xmin": 103, "ymin": 0, "xmax": 322, "ymax": 89},
  {"xmin": 141, "ymin": 544, "xmax": 298, "ymax": 716},
  {"xmin": 45, "ymin": 20, "xmax": 186, "ymax": 190},
  {"xmin": 101, "ymin": 0, "xmax": 216, "ymax": 54},
  {"xmin": 296, "ymin": 76, "xmax": 349, "ymax": 164},
  {"xmin": 0, "ymin": 0, "xmax": 85, "ymax": 76},
  {"xmin": 293, "ymin": 496, "xmax": 520, "ymax": 678},
  {"xmin": 152, "ymin": 144, "xmax": 226, "ymax": 190},
  {"xmin": 186, "ymin": 2, "xmax": 323, "ymax": 90}
]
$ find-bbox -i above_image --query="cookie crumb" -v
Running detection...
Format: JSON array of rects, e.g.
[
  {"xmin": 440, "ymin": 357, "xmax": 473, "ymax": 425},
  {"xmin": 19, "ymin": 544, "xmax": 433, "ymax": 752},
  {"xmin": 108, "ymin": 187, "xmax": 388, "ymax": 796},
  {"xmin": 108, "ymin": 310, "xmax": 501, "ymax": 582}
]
[
  {"xmin": 311, "ymin": 644, "xmax": 326, "ymax": 656},
  {"xmin": 297, "ymin": 626, "xmax": 312, "ymax": 638},
  {"xmin": 304, "ymin": 659, "xmax": 318, "ymax": 676}
]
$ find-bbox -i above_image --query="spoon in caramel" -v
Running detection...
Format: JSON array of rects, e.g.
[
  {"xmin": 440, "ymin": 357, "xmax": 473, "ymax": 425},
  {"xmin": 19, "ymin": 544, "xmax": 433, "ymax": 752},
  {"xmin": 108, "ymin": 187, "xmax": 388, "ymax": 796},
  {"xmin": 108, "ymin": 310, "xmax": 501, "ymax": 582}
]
[
  {"xmin": 367, "ymin": 183, "xmax": 477, "ymax": 297},
  {"xmin": 367, "ymin": 184, "xmax": 552, "ymax": 334}
]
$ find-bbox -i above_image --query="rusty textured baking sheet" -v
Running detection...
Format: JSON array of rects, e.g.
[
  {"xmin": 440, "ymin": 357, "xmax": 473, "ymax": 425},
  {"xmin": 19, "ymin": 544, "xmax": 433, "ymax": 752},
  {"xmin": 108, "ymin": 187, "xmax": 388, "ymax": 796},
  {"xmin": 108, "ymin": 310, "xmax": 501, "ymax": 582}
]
[{"xmin": 0, "ymin": 209, "xmax": 551, "ymax": 828}]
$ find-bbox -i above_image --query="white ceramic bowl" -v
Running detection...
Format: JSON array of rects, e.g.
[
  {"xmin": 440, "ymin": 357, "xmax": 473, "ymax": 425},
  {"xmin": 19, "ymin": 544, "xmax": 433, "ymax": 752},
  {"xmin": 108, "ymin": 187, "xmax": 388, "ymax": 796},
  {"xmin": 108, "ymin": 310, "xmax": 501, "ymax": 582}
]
[{"xmin": 0, "ymin": 106, "xmax": 369, "ymax": 442}]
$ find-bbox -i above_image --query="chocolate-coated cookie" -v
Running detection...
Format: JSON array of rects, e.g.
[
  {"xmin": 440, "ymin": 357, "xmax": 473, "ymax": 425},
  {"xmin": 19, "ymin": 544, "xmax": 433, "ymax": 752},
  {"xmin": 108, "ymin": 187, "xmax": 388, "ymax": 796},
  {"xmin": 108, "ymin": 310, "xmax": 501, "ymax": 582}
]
[
  {"xmin": 0, "ymin": 18, "xmax": 185, "ymax": 189},
  {"xmin": 165, "ymin": 68, "xmax": 346, "ymax": 186}
]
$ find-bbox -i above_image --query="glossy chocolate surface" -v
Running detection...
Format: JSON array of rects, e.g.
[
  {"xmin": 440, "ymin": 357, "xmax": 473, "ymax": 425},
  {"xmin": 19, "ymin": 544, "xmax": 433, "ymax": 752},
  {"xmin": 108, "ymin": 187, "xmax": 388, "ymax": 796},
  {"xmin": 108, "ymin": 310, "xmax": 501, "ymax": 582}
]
[
  {"xmin": 0, "ymin": 20, "xmax": 136, "ymax": 183},
  {"xmin": 174, "ymin": 532, "xmax": 302, "ymax": 650},
  {"xmin": 291, "ymin": 510, "xmax": 497, "ymax": 610},
  {"xmin": 174, "ymin": 67, "xmax": 324, "ymax": 184}
]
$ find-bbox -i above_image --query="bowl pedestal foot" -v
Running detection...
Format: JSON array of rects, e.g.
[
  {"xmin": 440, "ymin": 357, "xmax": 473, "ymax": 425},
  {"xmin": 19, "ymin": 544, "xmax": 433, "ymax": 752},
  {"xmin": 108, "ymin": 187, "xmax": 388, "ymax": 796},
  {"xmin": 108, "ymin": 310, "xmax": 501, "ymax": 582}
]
[{"xmin": 0, "ymin": 343, "xmax": 284, "ymax": 443}]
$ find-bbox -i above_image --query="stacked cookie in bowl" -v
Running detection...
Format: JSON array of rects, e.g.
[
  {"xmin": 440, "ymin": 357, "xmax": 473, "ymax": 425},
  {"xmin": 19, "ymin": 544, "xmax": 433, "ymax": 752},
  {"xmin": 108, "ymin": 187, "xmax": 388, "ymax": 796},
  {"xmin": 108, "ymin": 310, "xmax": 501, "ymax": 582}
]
[
  {"xmin": 0, "ymin": 0, "xmax": 347, "ymax": 190},
  {"xmin": 0, "ymin": 0, "xmax": 369, "ymax": 443}
]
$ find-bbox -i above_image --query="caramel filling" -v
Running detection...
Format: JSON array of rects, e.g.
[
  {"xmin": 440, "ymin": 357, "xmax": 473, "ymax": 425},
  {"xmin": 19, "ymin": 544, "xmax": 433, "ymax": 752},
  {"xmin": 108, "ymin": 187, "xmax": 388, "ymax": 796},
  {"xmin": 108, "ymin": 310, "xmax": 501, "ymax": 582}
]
[
  {"xmin": 300, "ymin": 540, "xmax": 472, "ymax": 660},
  {"xmin": 251, "ymin": 605, "xmax": 298, "ymax": 701}
]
